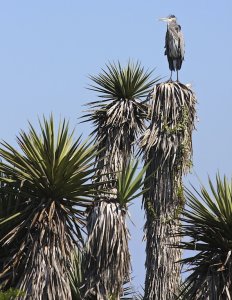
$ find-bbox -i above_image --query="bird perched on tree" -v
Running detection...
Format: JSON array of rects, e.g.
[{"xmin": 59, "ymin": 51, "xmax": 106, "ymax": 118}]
[{"xmin": 159, "ymin": 15, "xmax": 184, "ymax": 81}]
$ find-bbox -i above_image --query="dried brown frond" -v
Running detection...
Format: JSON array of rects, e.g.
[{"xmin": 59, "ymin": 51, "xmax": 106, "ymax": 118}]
[
  {"xmin": 141, "ymin": 81, "xmax": 196, "ymax": 174},
  {"xmin": 83, "ymin": 200, "xmax": 130, "ymax": 300},
  {"xmin": 93, "ymin": 99, "xmax": 148, "ymax": 185}
]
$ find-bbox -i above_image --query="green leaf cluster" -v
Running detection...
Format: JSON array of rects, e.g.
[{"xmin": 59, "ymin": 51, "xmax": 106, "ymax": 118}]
[
  {"xmin": 117, "ymin": 160, "xmax": 149, "ymax": 207},
  {"xmin": 178, "ymin": 175, "xmax": 232, "ymax": 299},
  {"xmin": 88, "ymin": 61, "xmax": 159, "ymax": 102}
]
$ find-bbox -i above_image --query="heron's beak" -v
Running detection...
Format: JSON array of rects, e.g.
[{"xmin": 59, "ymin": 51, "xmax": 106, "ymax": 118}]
[{"xmin": 159, "ymin": 17, "xmax": 169, "ymax": 22}]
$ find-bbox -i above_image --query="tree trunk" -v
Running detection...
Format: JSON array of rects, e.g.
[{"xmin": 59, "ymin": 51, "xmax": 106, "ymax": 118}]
[
  {"xmin": 15, "ymin": 203, "xmax": 73, "ymax": 300},
  {"xmin": 141, "ymin": 82, "xmax": 196, "ymax": 299},
  {"xmin": 144, "ymin": 167, "xmax": 182, "ymax": 300},
  {"xmin": 84, "ymin": 200, "xmax": 130, "ymax": 300}
]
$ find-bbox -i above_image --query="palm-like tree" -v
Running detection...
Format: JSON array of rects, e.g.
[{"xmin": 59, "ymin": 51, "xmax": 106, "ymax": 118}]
[
  {"xmin": 84, "ymin": 160, "xmax": 148, "ymax": 299},
  {"xmin": 141, "ymin": 82, "xmax": 196, "ymax": 299},
  {"xmin": 178, "ymin": 175, "xmax": 232, "ymax": 299},
  {"xmin": 0, "ymin": 116, "xmax": 98, "ymax": 299},
  {"xmin": 83, "ymin": 61, "xmax": 159, "ymax": 184},
  {"xmin": 83, "ymin": 61, "xmax": 159, "ymax": 299},
  {"xmin": 68, "ymin": 164, "xmax": 147, "ymax": 300}
]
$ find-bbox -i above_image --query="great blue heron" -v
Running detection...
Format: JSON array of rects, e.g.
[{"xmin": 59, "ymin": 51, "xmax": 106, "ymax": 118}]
[{"xmin": 159, "ymin": 15, "xmax": 184, "ymax": 81}]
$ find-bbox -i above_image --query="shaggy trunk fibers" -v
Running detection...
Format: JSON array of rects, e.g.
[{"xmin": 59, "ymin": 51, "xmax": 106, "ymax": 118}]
[
  {"xmin": 144, "ymin": 166, "xmax": 182, "ymax": 300},
  {"xmin": 141, "ymin": 82, "xmax": 196, "ymax": 300},
  {"xmin": 2, "ymin": 202, "xmax": 74, "ymax": 300},
  {"xmin": 83, "ymin": 98, "xmax": 147, "ymax": 298},
  {"xmin": 84, "ymin": 200, "xmax": 130, "ymax": 300}
]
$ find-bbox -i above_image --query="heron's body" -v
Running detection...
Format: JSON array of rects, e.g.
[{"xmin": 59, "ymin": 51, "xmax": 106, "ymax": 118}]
[{"xmin": 160, "ymin": 15, "xmax": 184, "ymax": 81}]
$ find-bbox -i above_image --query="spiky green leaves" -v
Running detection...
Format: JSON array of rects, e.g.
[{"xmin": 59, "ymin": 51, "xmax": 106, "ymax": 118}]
[
  {"xmin": 84, "ymin": 62, "xmax": 159, "ymax": 185},
  {"xmin": 69, "ymin": 249, "xmax": 83, "ymax": 300},
  {"xmin": 0, "ymin": 116, "xmax": 98, "ymax": 299},
  {"xmin": 82, "ymin": 62, "xmax": 156, "ymax": 299},
  {"xmin": 178, "ymin": 175, "xmax": 232, "ymax": 299},
  {"xmin": 117, "ymin": 160, "xmax": 149, "ymax": 207},
  {"xmin": 0, "ymin": 116, "xmax": 96, "ymax": 201},
  {"xmin": 88, "ymin": 61, "xmax": 159, "ymax": 102}
]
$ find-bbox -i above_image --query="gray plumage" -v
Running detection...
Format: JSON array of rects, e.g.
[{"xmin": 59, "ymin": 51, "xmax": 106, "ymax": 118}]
[{"xmin": 160, "ymin": 15, "xmax": 185, "ymax": 81}]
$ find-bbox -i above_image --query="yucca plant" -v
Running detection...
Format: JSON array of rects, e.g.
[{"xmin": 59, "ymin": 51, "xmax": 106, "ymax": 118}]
[
  {"xmin": 83, "ymin": 160, "xmax": 148, "ymax": 299},
  {"xmin": 141, "ymin": 82, "xmax": 196, "ymax": 299},
  {"xmin": 83, "ymin": 61, "xmax": 159, "ymax": 184},
  {"xmin": 82, "ymin": 61, "xmax": 159, "ymax": 299},
  {"xmin": 0, "ymin": 116, "xmax": 98, "ymax": 299},
  {"xmin": 177, "ymin": 175, "xmax": 232, "ymax": 299}
]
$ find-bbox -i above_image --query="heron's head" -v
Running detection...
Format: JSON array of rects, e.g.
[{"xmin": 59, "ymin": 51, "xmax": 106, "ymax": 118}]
[{"xmin": 159, "ymin": 15, "xmax": 176, "ymax": 23}]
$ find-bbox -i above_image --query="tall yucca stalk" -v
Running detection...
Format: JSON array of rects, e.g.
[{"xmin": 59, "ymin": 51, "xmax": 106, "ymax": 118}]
[
  {"xmin": 141, "ymin": 82, "xmax": 196, "ymax": 299},
  {"xmin": 0, "ymin": 116, "xmax": 97, "ymax": 299},
  {"xmin": 177, "ymin": 175, "xmax": 232, "ymax": 299},
  {"xmin": 83, "ymin": 61, "xmax": 159, "ymax": 299}
]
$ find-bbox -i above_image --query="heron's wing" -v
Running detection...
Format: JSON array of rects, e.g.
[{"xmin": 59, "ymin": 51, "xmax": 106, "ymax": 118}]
[
  {"xmin": 166, "ymin": 27, "xmax": 180, "ymax": 58},
  {"xmin": 164, "ymin": 29, "xmax": 170, "ymax": 55},
  {"xmin": 178, "ymin": 31, "xmax": 185, "ymax": 59},
  {"xmin": 164, "ymin": 29, "xmax": 173, "ymax": 56}
]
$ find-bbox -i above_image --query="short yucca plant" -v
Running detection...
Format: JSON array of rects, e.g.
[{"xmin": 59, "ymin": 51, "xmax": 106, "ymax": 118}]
[
  {"xmin": 178, "ymin": 175, "xmax": 232, "ymax": 299},
  {"xmin": 0, "ymin": 116, "xmax": 98, "ymax": 300}
]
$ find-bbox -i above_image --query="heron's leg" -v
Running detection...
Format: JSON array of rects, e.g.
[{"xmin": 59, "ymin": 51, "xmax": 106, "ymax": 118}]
[
  {"xmin": 169, "ymin": 71, "xmax": 172, "ymax": 81},
  {"xmin": 177, "ymin": 71, "xmax": 179, "ymax": 82}
]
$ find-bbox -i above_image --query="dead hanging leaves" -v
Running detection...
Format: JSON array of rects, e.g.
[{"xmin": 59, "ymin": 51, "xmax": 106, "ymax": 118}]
[
  {"xmin": 141, "ymin": 81, "xmax": 197, "ymax": 300},
  {"xmin": 141, "ymin": 81, "xmax": 196, "ymax": 175}
]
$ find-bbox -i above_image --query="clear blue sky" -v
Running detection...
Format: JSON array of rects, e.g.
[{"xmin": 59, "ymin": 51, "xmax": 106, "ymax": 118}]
[{"xmin": 1, "ymin": 0, "xmax": 232, "ymax": 292}]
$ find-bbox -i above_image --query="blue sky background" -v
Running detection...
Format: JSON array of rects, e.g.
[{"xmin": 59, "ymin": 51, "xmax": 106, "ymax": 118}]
[{"xmin": 0, "ymin": 0, "xmax": 232, "ymax": 292}]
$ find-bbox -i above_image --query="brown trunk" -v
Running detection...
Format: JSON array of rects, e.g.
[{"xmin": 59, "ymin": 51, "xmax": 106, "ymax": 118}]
[
  {"xmin": 144, "ymin": 168, "xmax": 182, "ymax": 300},
  {"xmin": 14, "ymin": 202, "xmax": 73, "ymax": 300},
  {"xmin": 141, "ymin": 82, "xmax": 196, "ymax": 299}
]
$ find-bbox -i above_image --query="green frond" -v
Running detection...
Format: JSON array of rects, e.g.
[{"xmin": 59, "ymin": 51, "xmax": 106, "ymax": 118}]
[
  {"xmin": 0, "ymin": 116, "xmax": 96, "ymax": 201},
  {"xmin": 87, "ymin": 61, "xmax": 160, "ymax": 103},
  {"xmin": 83, "ymin": 62, "xmax": 159, "ymax": 185},
  {"xmin": 117, "ymin": 160, "xmax": 149, "ymax": 206},
  {"xmin": 0, "ymin": 115, "xmax": 98, "ymax": 299},
  {"xmin": 82, "ymin": 62, "xmax": 156, "ymax": 299},
  {"xmin": 69, "ymin": 249, "xmax": 83, "ymax": 300},
  {"xmin": 178, "ymin": 174, "xmax": 232, "ymax": 299}
]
